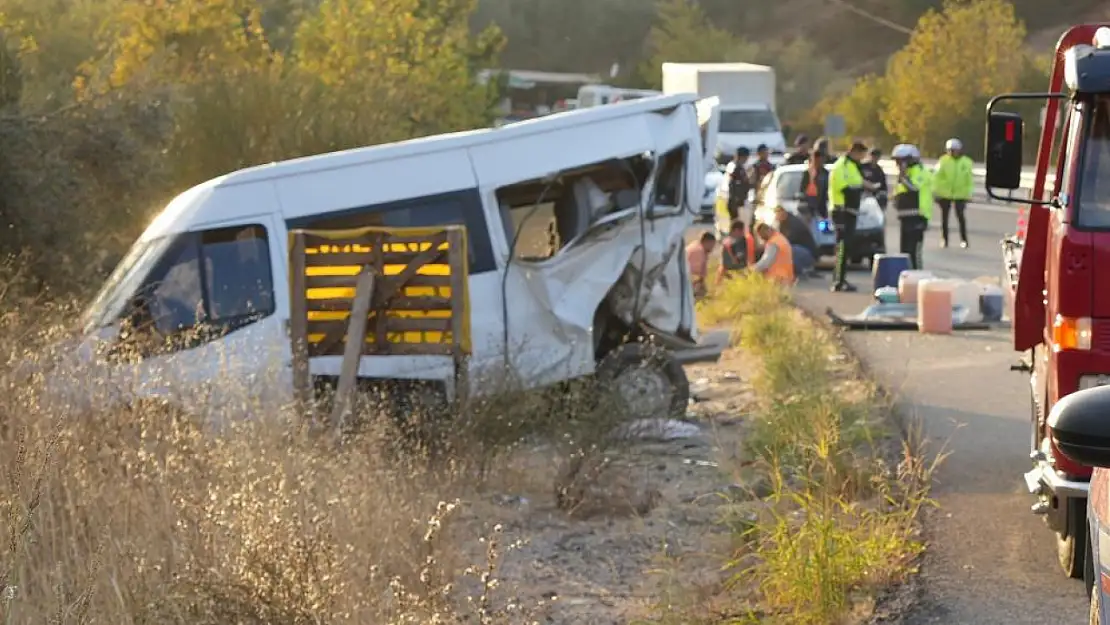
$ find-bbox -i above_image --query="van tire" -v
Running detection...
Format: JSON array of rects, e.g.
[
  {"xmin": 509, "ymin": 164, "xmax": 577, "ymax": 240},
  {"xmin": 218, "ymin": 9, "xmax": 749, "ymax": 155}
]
[{"xmin": 595, "ymin": 342, "xmax": 689, "ymax": 420}]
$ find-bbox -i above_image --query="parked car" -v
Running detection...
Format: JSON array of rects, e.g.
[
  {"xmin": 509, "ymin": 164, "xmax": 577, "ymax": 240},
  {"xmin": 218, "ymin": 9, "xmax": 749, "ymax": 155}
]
[
  {"xmin": 1043, "ymin": 386, "xmax": 1110, "ymax": 623},
  {"xmin": 716, "ymin": 163, "xmax": 886, "ymax": 264}
]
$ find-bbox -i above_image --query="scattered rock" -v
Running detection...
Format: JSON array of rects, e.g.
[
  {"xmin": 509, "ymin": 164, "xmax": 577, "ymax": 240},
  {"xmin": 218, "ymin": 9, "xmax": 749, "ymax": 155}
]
[
  {"xmin": 617, "ymin": 418, "xmax": 702, "ymax": 441},
  {"xmin": 493, "ymin": 494, "xmax": 530, "ymax": 507}
]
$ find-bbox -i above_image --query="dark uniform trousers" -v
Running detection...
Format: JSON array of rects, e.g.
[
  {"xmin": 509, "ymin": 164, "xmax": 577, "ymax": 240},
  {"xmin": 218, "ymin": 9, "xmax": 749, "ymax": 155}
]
[
  {"xmin": 899, "ymin": 215, "xmax": 927, "ymax": 270},
  {"xmin": 832, "ymin": 185, "xmax": 862, "ymax": 286}
]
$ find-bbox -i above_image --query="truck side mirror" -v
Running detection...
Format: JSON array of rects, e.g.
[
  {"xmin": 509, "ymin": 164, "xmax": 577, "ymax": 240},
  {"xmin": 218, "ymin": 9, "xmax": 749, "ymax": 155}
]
[
  {"xmin": 985, "ymin": 112, "xmax": 1024, "ymax": 190},
  {"xmin": 1047, "ymin": 385, "xmax": 1110, "ymax": 468}
]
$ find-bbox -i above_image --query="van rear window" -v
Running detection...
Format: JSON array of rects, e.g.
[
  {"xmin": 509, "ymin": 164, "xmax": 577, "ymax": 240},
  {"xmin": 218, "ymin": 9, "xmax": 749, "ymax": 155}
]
[{"xmin": 287, "ymin": 189, "xmax": 495, "ymax": 273}]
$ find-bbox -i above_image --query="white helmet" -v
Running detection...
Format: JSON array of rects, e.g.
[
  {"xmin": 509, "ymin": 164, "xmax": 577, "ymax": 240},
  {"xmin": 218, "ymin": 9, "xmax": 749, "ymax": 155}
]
[
  {"xmin": 945, "ymin": 138, "xmax": 963, "ymax": 151},
  {"xmin": 891, "ymin": 144, "xmax": 919, "ymax": 160}
]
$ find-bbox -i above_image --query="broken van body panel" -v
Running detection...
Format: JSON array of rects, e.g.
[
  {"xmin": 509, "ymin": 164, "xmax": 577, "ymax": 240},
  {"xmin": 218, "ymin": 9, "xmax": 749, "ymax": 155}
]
[{"xmin": 68, "ymin": 94, "xmax": 716, "ymax": 420}]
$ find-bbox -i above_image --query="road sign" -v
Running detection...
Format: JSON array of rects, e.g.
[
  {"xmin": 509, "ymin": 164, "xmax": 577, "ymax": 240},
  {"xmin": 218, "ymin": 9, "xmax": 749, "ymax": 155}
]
[{"xmin": 824, "ymin": 114, "xmax": 846, "ymax": 138}]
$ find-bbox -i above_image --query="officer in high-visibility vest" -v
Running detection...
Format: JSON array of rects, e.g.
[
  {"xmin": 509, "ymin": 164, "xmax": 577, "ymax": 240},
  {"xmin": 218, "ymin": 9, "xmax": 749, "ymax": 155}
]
[
  {"xmin": 828, "ymin": 141, "xmax": 877, "ymax": 292},
  {"xmin": 933, "ymin": 137, "xmax": 975, "ymax": 248},
  {"xmin": 891, "ymin": 143, "xmax": 933, "ymax": 270}
]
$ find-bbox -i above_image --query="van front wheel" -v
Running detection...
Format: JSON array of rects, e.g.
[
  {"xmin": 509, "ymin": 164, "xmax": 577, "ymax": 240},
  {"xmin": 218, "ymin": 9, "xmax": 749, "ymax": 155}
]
[{"xmin": 595, "ymin": 342, "xmax": 689, "ymax": 420}]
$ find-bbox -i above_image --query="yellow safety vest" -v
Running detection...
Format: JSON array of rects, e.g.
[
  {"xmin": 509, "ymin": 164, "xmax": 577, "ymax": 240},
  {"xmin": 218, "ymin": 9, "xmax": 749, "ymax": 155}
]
[
  {"xmin": 829, "ymin": 156, "xmax": 864, "ymax": 212},
  {"xmin": 894, "ymin": 164, "xmax": 933, "ymax": 220},
  {"xmin": 932, "ymin": 154, "xmax": 974, "ymax": 201}
]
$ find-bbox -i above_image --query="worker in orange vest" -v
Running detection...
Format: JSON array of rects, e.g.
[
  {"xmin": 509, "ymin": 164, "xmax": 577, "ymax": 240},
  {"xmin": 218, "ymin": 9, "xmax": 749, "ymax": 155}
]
[
  {"xmin": 716, "ymin": 219, "xmax": 756, "ymax": 284},
  {"xmin": 750, "ymin": 222, "xmax": 795, "ymax": 285}
]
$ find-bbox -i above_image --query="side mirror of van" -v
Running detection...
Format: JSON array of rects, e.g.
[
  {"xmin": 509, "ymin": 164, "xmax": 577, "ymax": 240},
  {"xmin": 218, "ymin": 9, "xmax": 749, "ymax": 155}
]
[
  {"xmin": 985, "ymin": 111, "xmax": 1023, "ymax": 190},
  {"xmin": 1047, "ymin": 385, "xmax": 1110, "ymax": 468}
]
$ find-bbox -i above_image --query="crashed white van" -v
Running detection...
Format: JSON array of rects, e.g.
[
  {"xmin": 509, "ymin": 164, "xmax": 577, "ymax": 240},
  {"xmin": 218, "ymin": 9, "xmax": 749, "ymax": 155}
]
[{"xmin": 68, "ymin": 93, "xmax": 722, "ymax": 419}]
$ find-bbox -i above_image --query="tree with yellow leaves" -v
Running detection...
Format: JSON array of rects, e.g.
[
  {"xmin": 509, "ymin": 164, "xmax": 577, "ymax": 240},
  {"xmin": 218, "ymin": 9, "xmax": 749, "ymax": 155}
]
[{"xmin": 882, "ymin": 0, "xmax": 1026, "ymax": 154}]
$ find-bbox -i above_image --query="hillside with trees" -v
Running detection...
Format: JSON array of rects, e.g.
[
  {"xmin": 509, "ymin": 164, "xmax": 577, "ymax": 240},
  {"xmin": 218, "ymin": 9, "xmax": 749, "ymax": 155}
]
[
  {"xmin": 0, "ymin": 0, "xmax": 1101, "ymax": 289},
  {"xmin": 476, "ymin": 0, "xmax": 1108, "ymax": 155}
]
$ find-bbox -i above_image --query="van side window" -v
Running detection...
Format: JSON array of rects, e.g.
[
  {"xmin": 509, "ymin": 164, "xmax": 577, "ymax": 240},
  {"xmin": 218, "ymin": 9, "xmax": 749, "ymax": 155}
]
[
  {"xmin": 131, "ymin": 224, "xmax": 275, "ymax": 349},
  {"xmin": 287, "ymin": 190, "xmax": 495, "ymax": 274},
  {"xmin": 653, "ymin": 147, "xmax": 686, "ymax": 210},
  {"xmin": 497, "ymin": 155, "xmax": 651, "ymax": 262}
]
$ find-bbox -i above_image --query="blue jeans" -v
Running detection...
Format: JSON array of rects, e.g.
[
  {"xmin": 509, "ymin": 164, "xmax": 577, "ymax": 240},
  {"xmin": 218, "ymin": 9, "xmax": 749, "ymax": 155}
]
[{"xmin": 792, "ymin": 245, "xmax": 816, "ymax": 275}]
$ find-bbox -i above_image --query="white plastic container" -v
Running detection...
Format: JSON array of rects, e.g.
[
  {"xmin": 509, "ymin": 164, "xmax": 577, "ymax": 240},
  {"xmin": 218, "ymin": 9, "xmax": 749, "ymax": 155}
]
[
  {"xmin": 949, "ymin": 280, "xmax": 983, "ymax": 323},
  {"xmin": 918, "ymin": 279, "xmax": 954, "ymax": 334},
  {"xmin": 898, "ymin": 270, "xmax": 934, "ymax": 304}
]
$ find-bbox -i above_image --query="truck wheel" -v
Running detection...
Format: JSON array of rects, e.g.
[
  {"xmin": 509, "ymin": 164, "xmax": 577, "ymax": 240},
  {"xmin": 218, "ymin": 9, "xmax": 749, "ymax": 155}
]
[
  {"xmin": 1059, "ymin": 496, "xmax": 1088, "ymax": 580},
  {"xmin": 595, "ymin": 342, "xmax": 689, "ymax": 420}
]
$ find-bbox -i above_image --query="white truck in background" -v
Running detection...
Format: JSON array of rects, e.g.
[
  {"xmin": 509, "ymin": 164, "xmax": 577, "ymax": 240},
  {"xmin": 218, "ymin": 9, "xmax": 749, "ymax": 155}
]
[{"xmin": 661, "ymin": 62, "xmax": 786, "ymax": 164}]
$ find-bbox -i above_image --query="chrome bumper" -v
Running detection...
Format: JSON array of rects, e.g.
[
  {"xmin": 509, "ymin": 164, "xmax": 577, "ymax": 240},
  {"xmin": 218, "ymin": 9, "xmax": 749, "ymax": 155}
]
[{"xmin": 1024, "ymin": 457, "xmax": 1090, "ymax": 500}]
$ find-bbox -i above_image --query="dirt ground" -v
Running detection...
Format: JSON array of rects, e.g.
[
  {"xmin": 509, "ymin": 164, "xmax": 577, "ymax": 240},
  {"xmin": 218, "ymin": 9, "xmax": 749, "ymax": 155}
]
[{"xmin": 450, "ymin": 347, "xmax": 762, "ymax": 624}]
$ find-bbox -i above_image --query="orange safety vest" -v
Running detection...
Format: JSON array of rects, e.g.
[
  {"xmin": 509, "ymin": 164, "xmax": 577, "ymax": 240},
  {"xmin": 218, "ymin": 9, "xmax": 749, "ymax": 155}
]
[{"xmin": 763, "ymin": 232, "xmax": 795, "ymax": 285}]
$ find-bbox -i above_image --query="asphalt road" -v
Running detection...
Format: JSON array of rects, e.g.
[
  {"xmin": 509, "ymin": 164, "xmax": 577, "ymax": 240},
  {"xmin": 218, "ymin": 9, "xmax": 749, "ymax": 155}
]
[{"xmin": 786, "ymin": 202, "xmax": 1090, "ymax": 623}]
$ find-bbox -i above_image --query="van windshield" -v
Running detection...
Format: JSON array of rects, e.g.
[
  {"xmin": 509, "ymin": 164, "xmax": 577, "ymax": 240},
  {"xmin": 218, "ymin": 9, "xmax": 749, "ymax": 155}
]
[
  {"xmin": 80, "ymin": 236, "xmax": 172, "ymax": 334},
  {"xmin": 1078, "ymin": 95, "xmax": 1110, "ymax": 228},
  {"xmin": 719, "ymin": 110, "xmax": 780, "ymax": 134}
]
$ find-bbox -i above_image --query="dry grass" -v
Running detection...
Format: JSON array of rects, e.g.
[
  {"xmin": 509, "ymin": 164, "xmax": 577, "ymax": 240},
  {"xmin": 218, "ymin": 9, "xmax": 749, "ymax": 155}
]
[
  {"xmin": 0, "ymin": 287, "xmax": 662, "ymax": 624},
  {"xmin": 658, "ymin": 274, "xmax": 939, "ymax": 624}
]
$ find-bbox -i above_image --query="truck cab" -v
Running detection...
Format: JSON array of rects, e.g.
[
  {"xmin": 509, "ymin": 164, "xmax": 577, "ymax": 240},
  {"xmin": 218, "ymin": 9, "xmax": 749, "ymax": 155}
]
[{"xmin": 988, "ymin": 24, "xmax": 1110, "ymax": 581}]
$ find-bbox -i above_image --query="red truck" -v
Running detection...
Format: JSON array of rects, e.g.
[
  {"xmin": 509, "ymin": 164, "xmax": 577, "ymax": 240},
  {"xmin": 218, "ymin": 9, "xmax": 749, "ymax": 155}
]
[{"xmin": 989, "ymin": 24, "xmax": 1110, "ymax": 581}]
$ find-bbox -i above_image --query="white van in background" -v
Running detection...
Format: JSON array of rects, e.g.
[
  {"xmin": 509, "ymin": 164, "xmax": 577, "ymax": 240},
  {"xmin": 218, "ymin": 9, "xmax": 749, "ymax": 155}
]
[{"xmin": 577, "ymin": 85, "xmax": 663, "ymax": 108}]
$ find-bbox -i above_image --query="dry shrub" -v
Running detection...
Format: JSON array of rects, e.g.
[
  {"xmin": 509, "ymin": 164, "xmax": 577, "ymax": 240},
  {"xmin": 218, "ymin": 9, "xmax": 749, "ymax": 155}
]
[
  {"xmin": 0, "ymin": 294, "xmax": 651, "ymax": 623},
  {"xmin": 695, "ymin": 273, "xmax": 935, "ymax": 623}
]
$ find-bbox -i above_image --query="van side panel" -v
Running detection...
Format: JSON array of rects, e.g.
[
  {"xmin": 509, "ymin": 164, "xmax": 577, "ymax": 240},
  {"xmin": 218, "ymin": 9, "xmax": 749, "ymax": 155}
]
[{"xmin": 275, "ymin": 150, "xmax": 477, "ymax": 221}]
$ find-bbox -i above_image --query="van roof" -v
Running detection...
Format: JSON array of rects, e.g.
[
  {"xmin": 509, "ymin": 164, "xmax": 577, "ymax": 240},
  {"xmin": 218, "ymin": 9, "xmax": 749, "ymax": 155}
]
[{"xmin": 215, "ymin": 93, "xmax": 698, "ymax": 188}]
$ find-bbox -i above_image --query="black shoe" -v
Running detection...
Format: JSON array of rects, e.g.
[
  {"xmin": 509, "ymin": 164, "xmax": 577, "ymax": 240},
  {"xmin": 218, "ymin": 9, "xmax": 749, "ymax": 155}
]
[{"xmin": 831, "ymin": 282, "xmax": 858, "ymax": 293}]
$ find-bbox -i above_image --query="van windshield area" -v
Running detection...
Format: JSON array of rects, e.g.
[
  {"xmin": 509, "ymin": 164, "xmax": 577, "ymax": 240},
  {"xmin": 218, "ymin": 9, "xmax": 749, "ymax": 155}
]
[
  {"xmin": 1078, "ymin": 95, "xmax": 1110, "ymax": 228},
  {"xmin": 718, "ymin": 110, "xmax": 780, "ymax": 134},
  {"xmin": 81, "ymin": 236, "xmax": 172, "ymax": 334},
  {"xmin": 82, "ymin": 225, "xmax": 276, "ymax": 344}
]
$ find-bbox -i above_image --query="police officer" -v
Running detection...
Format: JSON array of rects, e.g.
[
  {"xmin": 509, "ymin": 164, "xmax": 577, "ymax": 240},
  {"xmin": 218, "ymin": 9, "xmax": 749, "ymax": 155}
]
[
  {"xmin": 933, "ymin": 137, "xmax": 974, "ymax": 248},
  {"xmin": 828, "ymin": 141, "xmax": 876, "ymax": 292},
  {"xmin": 892, "ymin": 144, "xmax": 933, "ymax": 270},
  {"xmin": 726, "ymin": 147, "xmax": 752, "ymax": 220}
]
